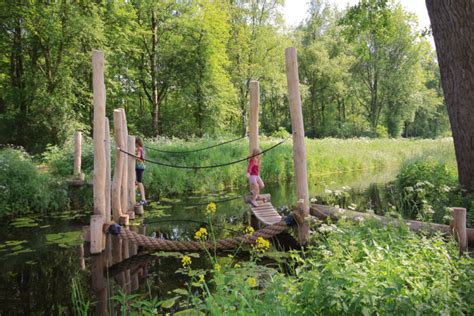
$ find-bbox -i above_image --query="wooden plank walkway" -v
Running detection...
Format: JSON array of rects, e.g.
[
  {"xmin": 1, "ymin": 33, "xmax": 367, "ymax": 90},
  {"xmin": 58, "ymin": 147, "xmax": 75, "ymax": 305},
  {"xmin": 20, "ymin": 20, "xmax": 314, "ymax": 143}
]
[{"xmin": 250, "ymin": 201, "xmax": 282, "ymax": 225}]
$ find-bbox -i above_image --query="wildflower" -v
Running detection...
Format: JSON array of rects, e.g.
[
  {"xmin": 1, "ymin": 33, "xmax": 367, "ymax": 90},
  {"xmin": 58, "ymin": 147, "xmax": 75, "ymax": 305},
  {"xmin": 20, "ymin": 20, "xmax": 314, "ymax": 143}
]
[
  {"xmin": 214, "ymin": 263, "xmax": 221, "ymax": 272},
  {"xmin": 310, "ymin": 197, "xmax": 318, "ymax": 203},
  {"xmin": 198, "ymin": 274, "xmax": 205, "ymax": 283},
  {"xmin": 243, "ymin": 226, "xmax": 254, "ymax": 236},
  {"xmin": 246, "ymin": 277, "xmax": 257, "ymax": 287},
  {"xmin": 253, "ymin": 236, "xmax": 270, "ymax": 253},
  {"xmin": 206, "ymin": 202, "xmax": 217, "ymax": 215},
  {"xmin": 318, "ymin": 224, "xmax": 337, "ymax": 233},
  {"xmin": 227, "ymin": 254, "xmax": 234, "ymax": 259},
  {"xmin": 182, "ymin": 255, "xmax": 192, "ymax": 268},
  {"xmin": 234, "ymin": 263, "xmax": 241, "ymax": 268},
  {"xmin": 194, "ymin": 227, "xmax": 208, "ymax": 241}
]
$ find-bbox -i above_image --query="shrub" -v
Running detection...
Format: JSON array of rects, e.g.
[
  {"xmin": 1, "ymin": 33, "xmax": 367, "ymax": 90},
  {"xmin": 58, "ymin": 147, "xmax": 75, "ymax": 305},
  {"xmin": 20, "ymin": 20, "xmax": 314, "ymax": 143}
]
[{"xmin": 0, "ymin": 148, "xmax": 68, "ymax": 216}]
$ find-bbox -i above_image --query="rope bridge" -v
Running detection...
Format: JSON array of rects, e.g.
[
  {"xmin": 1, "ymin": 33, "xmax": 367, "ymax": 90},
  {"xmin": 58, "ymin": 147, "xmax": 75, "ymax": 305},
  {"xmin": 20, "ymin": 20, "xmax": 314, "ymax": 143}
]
[
  {"xmin": 117, "ymin": 136, "xmax": 291, "ymax": 169},
  {"xmin": 145, "ymin": 135, "xmax": 247, "ymax": 154},
  {"xmin": 109, "ymin": 217, "xmax": 293, "ymax": 251}
]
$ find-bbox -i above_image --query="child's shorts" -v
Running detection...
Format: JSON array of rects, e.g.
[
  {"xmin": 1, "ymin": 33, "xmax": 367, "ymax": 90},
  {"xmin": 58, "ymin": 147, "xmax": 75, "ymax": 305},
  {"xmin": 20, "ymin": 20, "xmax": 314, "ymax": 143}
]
[
  {"xmin": 248, "ymin": 175, "xmax": 264, "ymax": 188},
  {"xmin": 136, "ymin": 168, "xmax": 144, "ymax": 183}
]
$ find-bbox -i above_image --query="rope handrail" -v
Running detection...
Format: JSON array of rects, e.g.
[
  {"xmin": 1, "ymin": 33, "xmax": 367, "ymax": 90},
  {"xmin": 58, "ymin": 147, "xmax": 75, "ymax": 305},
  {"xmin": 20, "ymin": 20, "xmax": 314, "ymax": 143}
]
[
  {"xmin": 160, "ymin": 194, "xmax": 244, "ymax": 207},
  {"xmin": 145, "ymin": 135, "xmax": 247, "ymax": 154},
  {"xmin": 118, "ymin": 135, "xmax": 291, "ymax": 170}
]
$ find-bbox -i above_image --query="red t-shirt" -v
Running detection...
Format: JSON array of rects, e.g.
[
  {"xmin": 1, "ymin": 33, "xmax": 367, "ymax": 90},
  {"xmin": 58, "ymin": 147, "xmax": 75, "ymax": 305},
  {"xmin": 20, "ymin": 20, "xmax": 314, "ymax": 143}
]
[{"xmin": 247, "ymin": 158, "xmax": 260, "ymax": 176}]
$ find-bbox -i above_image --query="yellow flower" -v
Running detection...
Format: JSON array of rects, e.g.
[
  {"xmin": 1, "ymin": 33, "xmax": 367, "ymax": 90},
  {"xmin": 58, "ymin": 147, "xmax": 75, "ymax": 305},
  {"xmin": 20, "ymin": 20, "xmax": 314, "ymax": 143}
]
[
  {"xmin": 206, "ymin": 202, "xmax": 217, "ymax": 215},
  {"xmin": 234, "ymin": 263, "xmax": 241, "ymax": 269},
  {"xmin": 214, "ymin": 263, "xmax": 221, "ymax": 272},
  {"xmin": 243, "ymin": 226, "xmax": 255, "ymax": 236},
  {"xmin": 246, "ymin": 277, "xmax": 257, "ymax": 287},
  {"xmin": 182, "ymin": 255, "xmax": 192, "ymax": 268},
  {"xmin": 253, "ymin": 236, "xmax": 270, "ymax": 253},
  {"xmin": 198, "ymin": 274, "xmax": 205, "ymax": 283},
  {"xmin": 194, "ymin": 227, "xmax": 208, "ymax": 240}
]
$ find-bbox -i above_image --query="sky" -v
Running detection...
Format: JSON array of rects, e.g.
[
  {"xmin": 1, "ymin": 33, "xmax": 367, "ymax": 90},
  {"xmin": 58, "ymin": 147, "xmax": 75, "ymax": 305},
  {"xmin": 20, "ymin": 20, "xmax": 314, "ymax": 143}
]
[{"xmin": 282, "ymin": 0, "xmax": 432, "ymax": 44}]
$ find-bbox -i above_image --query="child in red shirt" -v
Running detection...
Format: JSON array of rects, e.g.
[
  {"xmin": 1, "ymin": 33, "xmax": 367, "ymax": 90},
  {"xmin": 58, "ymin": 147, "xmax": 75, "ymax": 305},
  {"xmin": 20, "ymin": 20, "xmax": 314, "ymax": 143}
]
[{"xmin": 247, "ymin": 148, "xmax": 265, "ymax": 207}]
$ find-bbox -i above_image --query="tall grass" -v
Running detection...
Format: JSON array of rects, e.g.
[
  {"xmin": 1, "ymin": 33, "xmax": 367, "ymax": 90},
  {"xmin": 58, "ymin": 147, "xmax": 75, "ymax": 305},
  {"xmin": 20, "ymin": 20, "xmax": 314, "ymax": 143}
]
[{"xmin": 42, "ymin": 136, "xmax": 455, "ymax": 196}]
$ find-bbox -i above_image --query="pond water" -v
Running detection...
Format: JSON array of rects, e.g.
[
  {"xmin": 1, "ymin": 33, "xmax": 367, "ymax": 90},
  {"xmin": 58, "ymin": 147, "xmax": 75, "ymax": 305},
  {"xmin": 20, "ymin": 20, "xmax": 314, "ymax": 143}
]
[{"xmin": 0, "ymin": 167, "xmax": 399, "ymax": 315}]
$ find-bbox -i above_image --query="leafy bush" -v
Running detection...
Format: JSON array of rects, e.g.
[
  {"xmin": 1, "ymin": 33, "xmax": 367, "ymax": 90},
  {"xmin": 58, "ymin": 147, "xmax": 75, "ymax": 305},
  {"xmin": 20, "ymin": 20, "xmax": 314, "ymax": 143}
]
[
  {"xmin": 0, "ymin": 148, "xmax": 68, "ymax": 216},
  {"xmin": 199, "ymin": 220, "xmax": 474, "ymax": 315},
  {"xmin": 42, "ymin": 135, "xmax": 94, "ymax": 177}
]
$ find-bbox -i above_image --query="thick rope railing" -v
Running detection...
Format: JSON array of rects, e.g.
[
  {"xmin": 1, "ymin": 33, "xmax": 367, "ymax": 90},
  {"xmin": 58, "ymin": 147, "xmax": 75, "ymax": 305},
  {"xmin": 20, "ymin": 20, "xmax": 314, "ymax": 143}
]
[
  {"xmin": 117, "ymin": 136, "xmax": 291, "ymax": 170},
  {"xmin": 160, "ymin": 194, "xmax": 244, "ymax": 208},
  {"xmin": 114, "ymin": 219, "xmax": 290, "ymax": 251},
  {"xmin": 145, "ymin": 135, "xmax": 247, "ymax": 154}
]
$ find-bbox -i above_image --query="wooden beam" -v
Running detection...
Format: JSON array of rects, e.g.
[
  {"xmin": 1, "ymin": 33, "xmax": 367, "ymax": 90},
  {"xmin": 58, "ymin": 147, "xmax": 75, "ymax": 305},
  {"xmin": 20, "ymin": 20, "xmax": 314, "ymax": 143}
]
[
  {"xmin": 127, "ymin": 135, "xmax": 136, "ymax": 219},
  {"xmin": 73, "ymin": 131, "xmax": 84, "ymax": 180},
  {"xmin": 112, "ymin": 109, "xmax": 124, "ymax": 221},
  {"xmin": 249, "ymin": 80, "xmax": 260, "ymax": 154},
  {"xmin": 104, "ymin": 118, "xmax": 111, "ymax": 222},
  {"xmin": 285, "ymin": 47, "xmax": 309, "ymax": 244}
]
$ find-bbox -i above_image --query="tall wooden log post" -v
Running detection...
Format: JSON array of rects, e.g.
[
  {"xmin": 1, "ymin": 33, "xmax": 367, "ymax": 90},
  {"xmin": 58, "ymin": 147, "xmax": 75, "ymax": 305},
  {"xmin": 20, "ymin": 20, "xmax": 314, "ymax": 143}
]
[
  {"xmin": 120, "ymin": 109, "xmax": 130, "ymax": 225},
  {"xmin": 104, "ymin": 117, "xmax": 111, "ymax": 222},
  {"xmin": 285, "ymin": 47, "xmax": 310, "ymax": 245},
  {"xmin": 249, "ymin": 80, "xmax": 260, "ymax": 154},
  {"xmin": 112, "ymin": 109, "xmax": 125, "ymax": 222},
  {"xmin": 451, "ymin": 207, "xmax": 467, "ymax": 253},
  {"xmin": 127, "ymin": 135, "xmax": 136, "ymax": 219},
  {"xmin": 91, "ymin": 50, "xmax": 106, "ymax": 254},
  {"xmin": 73, "ymin": 131, "xmax": 85, "ymax": 180}
]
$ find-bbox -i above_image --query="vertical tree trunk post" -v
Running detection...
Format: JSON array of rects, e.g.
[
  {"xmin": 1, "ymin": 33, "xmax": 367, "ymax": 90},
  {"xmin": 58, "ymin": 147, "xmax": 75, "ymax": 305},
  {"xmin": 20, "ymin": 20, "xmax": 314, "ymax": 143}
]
[
  {"xmin": 127, "ymin": 135, "xmax": 136, "ymax": 219},
  {"xmin": 73, "ymin": 131, "xmax": 84, "ymax": 180},
  {"xmin": 91, "ymin": 50, "xmax": 106, "ymax": 254},
  {"xmin": 285, "ymin": 47, "xmax": 310, "ymax": 245},
  {"xmin": 451, "ymin": 207, "xmax": 467, "ymax": 254},
  {"xmin": 119, "ymin": 109, "xmax": 130, "ymax": 225},
  {"xmin": 91, "ymin": 252, "xmax": 108, "ymax": 316},
  {"xmin": 249, "ymin": 80, "xmax": 260, "ymax": 153},
  {"xmin": 104, "ymin": 117, "xmax": 111, "ymax": 223},
  {"xmin": 130, "ymin": 226, "xmax": 139, "ymax": 291},
  {"xmin": 112, "ymin": 110, "xmax": 124, "ymax": 222}
]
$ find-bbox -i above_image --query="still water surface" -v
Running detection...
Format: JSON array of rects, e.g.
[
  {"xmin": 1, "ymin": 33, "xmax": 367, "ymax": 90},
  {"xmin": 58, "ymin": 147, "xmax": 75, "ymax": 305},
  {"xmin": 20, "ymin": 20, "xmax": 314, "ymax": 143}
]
[{"xmin": 0, "ymin": 168, "xmax": 398, "ymax": 314}]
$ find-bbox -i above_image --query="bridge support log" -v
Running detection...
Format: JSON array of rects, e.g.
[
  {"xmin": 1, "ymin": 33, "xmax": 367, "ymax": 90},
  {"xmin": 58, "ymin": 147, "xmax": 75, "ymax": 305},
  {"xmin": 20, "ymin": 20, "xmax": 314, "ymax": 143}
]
[
  {"xmin": 74, "ymin": 131, "xmax": 84, "ymax": 181},
  {"xmin": 120, "ymin": 109, "xmax": 129, "ymax": 223},
  {"xmin": 451, "ymin": 207, "xmax": 467, "ymax": 253},
  {"xmin": 285, "ymin": 47, "xmax": 309, "ymax": 245},
  {"xmin": 105, "ymin": 118, "xmax": 111, "ymax": 222},
  {"xmin": 91, "ymin": 50, "xmax": 107, "ymax": 254},
  {"xmin": 249, "ymin": 80, "xmax": 260, "ymax": 153},
  {"xmin": 112, "ymin": 110, "xmax": 125, "ymax": 221},
  {"xmin": 127, "ymin": 135, "xmax": 136, "ymax": 219}
]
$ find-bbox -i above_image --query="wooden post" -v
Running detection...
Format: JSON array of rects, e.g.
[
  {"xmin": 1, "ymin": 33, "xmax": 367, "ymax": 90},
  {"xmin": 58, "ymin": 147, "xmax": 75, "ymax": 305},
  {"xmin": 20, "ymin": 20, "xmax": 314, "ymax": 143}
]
[
  {"xmin": 120, "ymin": 109, "xmax": 130, "ymax": 225},
  {"xmin": 451, "ymin": 207, "xmax": 467, "ymax": 253},
  {"xmin": 91, "ymin": 50, "xmax": 106, "ymax": 254},
  {"xmin": 285, "ymin": 47, "xmax": 309, "ymax": 245},
  {"xmin": 112, "ymin": 109, "xmax": 124, "ymax": 222},
  {"xmin": 73, "ymin": 131, "xmax": 84, "ymax": 180},
  {"xmin": 91, "ymin": 252, "xmax": 107, "ymax": 316},
  {"xmin": 128, "ymin": 135, "xmax": 136, "ymax": 219},
  {"xmin": 104, "ymin": 117, "xmax": 112, "ymax": 222},
  {"xmin": 129, "ymin": 226, "xmax": 139, "ymax": 291},
  {"xmin": 249, "ymin": 80, "xmax": 260, "ymax": 153}
]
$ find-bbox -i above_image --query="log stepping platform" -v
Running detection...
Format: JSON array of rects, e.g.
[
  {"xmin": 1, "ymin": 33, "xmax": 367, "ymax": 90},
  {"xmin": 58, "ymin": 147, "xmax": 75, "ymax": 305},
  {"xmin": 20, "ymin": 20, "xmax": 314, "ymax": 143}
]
[{"xmin": 250, "ymin": 201, "xmax": 282, "ymax": 226}]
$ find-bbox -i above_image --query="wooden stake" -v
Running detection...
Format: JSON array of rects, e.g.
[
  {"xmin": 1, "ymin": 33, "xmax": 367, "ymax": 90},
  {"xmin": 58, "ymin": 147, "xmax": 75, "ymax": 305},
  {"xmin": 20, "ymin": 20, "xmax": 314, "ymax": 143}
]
[
  {"xmin": 92, "ymin": 50, "xmax": 106, "ymax": 254},
  {"xmin": 104, "ymin": 117, "xmax": 111, "ymax": 222},
  {"xmin": 451, "ymin": 207, "xmax": 467, "ymax": 253},
  {"xmin": 249, "ymin": 80, "xmax": 260, "ymax": 153},
  {"xmin": 73, "ymin": 131, "xmax": 84, "ymax": 180},
  {"xmin": 90, "ymin": 214, "xmax": 104, "ymax": 254},
  {"xmin": 120, "ymin": 109, "xmax": 129, "ymax": 223},
  {"xmin": 112, "ymin": 109, "xmax": 124, "ymax": 221},
  {"xmin": 128, "ymin": 135, "xmax": 136, "ymax": 218},
  {"xmin": 285, "ymin": 47, "xmax": 309, "ymax": 244}
]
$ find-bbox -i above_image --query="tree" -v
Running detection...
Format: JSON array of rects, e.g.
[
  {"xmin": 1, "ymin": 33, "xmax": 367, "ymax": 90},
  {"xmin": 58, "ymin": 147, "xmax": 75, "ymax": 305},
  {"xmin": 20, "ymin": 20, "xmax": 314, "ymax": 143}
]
[{"xmin": 426, "ymin": 1, "xmax": 474, "ymax": 191}]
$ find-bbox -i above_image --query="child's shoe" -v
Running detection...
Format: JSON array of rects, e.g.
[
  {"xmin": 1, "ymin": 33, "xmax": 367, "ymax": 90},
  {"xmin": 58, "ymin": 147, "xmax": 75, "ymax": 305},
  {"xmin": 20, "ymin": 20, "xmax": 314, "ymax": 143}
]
[
  {"xmin": 136, "ymin": 200, "xmax": 147, "ymax": 207},
  {"xmin": 249, "ymin": 200, "xmax": 259, "ymax": 207}
]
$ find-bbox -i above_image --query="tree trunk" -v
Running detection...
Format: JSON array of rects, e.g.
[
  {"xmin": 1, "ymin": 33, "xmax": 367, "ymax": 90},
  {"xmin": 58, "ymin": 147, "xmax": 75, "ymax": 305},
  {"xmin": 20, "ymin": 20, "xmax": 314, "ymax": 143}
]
[
  {"xmin": 426, "ymin": 1, "xmax": 474, "ymax": 192},
  {"xmin": 150, "ymin": 10, "xmax": 159, "ymax": 137}
]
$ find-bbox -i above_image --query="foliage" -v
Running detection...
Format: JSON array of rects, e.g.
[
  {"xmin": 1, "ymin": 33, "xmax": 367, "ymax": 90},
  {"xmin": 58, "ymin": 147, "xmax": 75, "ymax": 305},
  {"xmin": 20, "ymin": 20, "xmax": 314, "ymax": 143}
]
[{"xmin": 0, "ymin": 148, "xmax": 68, "ymax": 216}]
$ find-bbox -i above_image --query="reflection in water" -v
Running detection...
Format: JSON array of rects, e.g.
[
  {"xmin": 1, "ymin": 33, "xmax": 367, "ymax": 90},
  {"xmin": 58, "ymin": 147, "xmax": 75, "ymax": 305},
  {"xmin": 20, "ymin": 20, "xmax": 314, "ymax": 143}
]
[{"xmin": 0, "ymin": 167, "xmax": 399, "ymax": 314}]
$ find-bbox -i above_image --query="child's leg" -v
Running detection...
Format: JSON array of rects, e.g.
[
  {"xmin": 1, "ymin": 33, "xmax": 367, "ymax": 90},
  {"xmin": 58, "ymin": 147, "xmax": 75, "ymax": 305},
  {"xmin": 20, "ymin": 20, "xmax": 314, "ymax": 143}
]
[{"xmin": 138, "ymin": 183, "xmax": 146, "ymax": 201}]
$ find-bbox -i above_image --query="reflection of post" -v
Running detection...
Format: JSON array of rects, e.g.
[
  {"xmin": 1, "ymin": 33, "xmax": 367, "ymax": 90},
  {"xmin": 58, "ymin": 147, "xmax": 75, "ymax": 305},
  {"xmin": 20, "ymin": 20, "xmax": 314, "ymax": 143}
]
[
  {"xmin": 285, "ymin": 47, "xmax": 309, "ymax": 245},
  {"xmin": 122, "ymin": 239, "xmax": 131, "ymax": 294},
  {"xmin": 130, "ymin": 226, "xmax": 139, "ymax": 291},
  {"xmin": 77, "ymin": 244, "xmax": 85, "ymax": 271},
  {"xmin": 127, "ymin": 135, "xmax": 136, "ymax": 219},
  {"xmin": 91, "ymin": 252, "xmax": 108, "ymax": 316}
]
